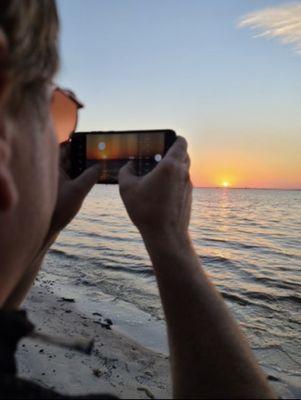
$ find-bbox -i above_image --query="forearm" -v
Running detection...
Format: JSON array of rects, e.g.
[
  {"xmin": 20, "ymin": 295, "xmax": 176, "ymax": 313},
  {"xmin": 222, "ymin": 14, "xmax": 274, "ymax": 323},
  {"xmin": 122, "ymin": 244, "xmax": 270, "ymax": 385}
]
[
  {"xmin": 142, "ymin": 231, "xmax": 275, "ymax": 399},
  {"xmin": 3, "ymin": 234, "xmax": 58, "ymax": 310}
]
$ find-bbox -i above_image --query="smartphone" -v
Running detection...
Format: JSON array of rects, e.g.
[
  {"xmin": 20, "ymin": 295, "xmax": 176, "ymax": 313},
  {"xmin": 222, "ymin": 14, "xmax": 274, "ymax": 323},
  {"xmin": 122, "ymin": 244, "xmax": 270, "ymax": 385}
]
[{"xmin": 71, "ymin": 129, "xmax": 177, "ymax": 183}]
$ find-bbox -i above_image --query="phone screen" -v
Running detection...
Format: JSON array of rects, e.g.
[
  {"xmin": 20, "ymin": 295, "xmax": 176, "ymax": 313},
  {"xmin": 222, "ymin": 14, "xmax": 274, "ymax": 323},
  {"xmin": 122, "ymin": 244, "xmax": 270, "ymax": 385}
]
[{"xmin": 85, "ymin": 131, "xmax": 167, "ymax": 183}]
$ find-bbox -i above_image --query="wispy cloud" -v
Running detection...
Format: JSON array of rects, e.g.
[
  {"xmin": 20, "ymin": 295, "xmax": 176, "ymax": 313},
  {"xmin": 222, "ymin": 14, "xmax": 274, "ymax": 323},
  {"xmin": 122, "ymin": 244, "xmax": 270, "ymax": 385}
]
[{"xmin": 239, "ymin": 2, "xmax": 301, "ymax": 54}]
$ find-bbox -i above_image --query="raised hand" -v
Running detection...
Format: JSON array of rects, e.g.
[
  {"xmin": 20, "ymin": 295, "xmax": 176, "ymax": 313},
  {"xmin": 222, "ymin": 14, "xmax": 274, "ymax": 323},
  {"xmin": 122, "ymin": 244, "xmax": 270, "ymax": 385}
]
[
  {"xmin": 118, "ymin": 136, "xmax": 192, "ymax": 240},
  {"xmin": 46, "ymin": 141, "xmax": 100, "ymax": 240}
]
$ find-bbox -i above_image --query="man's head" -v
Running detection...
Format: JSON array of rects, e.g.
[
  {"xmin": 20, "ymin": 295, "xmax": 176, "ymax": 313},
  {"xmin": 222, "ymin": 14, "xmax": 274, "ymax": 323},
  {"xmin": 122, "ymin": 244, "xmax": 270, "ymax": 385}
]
[{"xmin": 0, "ymin": 0, "xmax": 60, "ymax": 304}]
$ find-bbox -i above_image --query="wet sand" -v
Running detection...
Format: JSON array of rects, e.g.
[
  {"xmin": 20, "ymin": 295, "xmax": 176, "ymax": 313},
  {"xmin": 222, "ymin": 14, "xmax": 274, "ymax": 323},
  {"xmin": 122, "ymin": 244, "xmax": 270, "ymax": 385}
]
[
  {"xmin": 16, "ymin": 280, "xmax": 301, "ymax": 399},
  {"xmin": 17, "ymin": 284, "xmax": 171, "ymax": 399}
]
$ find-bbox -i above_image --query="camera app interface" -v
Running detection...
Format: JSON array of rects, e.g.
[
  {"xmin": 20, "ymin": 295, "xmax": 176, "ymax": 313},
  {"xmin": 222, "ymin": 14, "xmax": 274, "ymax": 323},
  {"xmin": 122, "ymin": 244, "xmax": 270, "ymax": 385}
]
[{"xmin": 86, "ymin": 132, "xmax": 165, "ymax": 183}]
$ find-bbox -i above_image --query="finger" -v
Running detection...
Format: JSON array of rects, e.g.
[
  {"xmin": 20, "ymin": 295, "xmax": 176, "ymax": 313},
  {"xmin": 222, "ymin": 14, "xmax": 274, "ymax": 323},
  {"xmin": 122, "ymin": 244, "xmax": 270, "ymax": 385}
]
[
  {"xmin": 118, "ymin": 161, "xmax": 140, "ymax": 188},
  {"xmin": 164, "ymin": 136, "xmax": 187, "ymax": 162},
  {"xmin": 185, "ymin": 165, "xmax": 192, "ymax": 183},
  {"xmin": 71, "ymin": 163, "xmax": 101, "ymax": 199},
  {"xmin": 184, "ymin": 152, "xmax": 191, "ymax": 169},
  {"xmin": 184, "ymin": 179, "xmax": 193, "ymax": 228},
  {"xmin": 59, "ymin": 141, "xmax": 71, "ymax": 175},
  {"xmin": 59, "ymin": 141, "xmax": 70, "ymax": 160}
]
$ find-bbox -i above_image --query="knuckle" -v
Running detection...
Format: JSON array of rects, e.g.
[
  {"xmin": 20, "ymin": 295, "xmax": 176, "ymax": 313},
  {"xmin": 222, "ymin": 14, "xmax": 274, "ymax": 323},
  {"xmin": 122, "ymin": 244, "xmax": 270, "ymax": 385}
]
[
  {"xmin": 179, "ymin": 163, "xmax": 189, "ymax": 177},
  {"xmin": 183, "ymin": 168, "xmax": 190, "ymax": 182},
  {"xmin": 186, "ymin": 153, "xmax": 191, "ymax": 166},
  {"xmin": 177, "ymin": 136, "xmax": 188, "ymax": 149},
  {"xmin": 119, "ymin": 178, "xmax": 135, "ymax": 196},
  {"xmin": 118, "ymin": 165, "xmax": 126, "ymax": 177},
  {"xmin": 119, "ymin": 181, "xmax": 129, "ymax": 194},
  {"xmin": 118, "ymin": 170, "xmax": 128, "ymax": 186},
  {"xmin": 161, "ymin": 159, "xmax": 178, "ymax": 174}
]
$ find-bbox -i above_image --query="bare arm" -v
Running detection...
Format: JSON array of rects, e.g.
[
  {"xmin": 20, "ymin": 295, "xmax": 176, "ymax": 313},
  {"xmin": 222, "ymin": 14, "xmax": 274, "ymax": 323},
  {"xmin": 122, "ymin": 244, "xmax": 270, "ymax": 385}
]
[
  {"xmin": 119, "ymin": 137, "xmax": 275, "ymax": 399},
  {"xmin": 143, "ymin": 233, "xmax": 274, "ymax": 399}
]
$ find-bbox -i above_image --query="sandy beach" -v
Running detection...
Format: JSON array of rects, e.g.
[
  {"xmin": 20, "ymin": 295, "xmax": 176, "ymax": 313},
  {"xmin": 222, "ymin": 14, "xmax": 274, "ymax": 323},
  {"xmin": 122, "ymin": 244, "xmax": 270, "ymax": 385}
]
[
  {"xmin": 16, "ymin": 281, "xmax": 171, "ymax": 399},
  {"xmin": 16, "ymin": 269, "xmax": 300, "ymax": 399}
]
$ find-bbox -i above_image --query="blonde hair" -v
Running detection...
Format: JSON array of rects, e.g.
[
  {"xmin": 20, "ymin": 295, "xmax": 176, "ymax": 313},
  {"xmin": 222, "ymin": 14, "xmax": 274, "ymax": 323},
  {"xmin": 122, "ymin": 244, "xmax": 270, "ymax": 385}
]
[{"xmin": 0, "ymin": 0, "xmax": 59, "ymax": 113}]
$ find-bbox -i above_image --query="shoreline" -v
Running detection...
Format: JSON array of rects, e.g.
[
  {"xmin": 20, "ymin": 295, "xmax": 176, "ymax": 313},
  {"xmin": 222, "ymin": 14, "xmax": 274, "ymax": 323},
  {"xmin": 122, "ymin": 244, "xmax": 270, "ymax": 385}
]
[
  {"xmin": 17, "ymin": 283, "xmax": 171, "ymax": 399},
  {"xmin": 16, "ymin": 279, "xmax": 300, "ymax": 399}
]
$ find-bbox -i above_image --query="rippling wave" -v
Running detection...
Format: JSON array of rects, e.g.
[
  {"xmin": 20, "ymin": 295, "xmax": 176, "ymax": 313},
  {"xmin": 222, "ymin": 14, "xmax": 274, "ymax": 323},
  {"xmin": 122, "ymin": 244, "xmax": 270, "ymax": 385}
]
[{"xmin": 44, "ymin": 187, "xmax": 301, "ymax": 380}]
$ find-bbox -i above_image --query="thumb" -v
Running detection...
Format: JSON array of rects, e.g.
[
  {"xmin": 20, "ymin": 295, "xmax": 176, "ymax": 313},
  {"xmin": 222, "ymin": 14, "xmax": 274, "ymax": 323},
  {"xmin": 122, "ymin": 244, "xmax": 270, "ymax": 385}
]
[
  {"xmin": 118, "ymin": 160, "xmax": 139, "ymax": 188},
  {"xmin": 71, "ymin": 163, "xmax": 101, "ymax": 199}
]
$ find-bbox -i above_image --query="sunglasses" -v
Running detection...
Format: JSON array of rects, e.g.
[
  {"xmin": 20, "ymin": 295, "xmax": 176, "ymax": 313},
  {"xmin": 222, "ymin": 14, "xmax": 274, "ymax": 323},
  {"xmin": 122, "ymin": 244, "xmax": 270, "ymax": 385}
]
[{"xmin": 50, "ymin": 87, "xmax": 83, "ymax": 143}]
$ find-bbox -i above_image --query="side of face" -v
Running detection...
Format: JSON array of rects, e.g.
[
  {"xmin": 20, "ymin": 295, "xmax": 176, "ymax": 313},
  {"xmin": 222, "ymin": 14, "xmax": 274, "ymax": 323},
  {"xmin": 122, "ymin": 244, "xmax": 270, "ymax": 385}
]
[{"xmin": 0, "ymin": 89, "xmax": 59, "ymax": 304}]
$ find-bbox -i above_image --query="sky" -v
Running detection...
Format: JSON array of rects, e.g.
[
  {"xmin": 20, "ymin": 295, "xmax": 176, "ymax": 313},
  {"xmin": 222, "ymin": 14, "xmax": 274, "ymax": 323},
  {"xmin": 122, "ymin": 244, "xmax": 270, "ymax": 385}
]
[{"xmin": 57, "ymin": 0, "xmax": 301, "ymax": 189}]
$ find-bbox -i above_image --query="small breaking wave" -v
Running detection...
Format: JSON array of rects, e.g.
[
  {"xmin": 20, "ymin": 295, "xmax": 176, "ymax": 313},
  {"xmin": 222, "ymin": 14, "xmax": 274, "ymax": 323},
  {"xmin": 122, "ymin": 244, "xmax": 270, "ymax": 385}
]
[
  {"xmin": 48, "ymin": 248, "xmax": 79, "ymax": 261},
  {"xmin": 201, "ymin": 254, "xmax": 237, "ymax": 268},
  {"xmin": 221, "ymin": 291, "xmax": 252, "ymax": 306}
]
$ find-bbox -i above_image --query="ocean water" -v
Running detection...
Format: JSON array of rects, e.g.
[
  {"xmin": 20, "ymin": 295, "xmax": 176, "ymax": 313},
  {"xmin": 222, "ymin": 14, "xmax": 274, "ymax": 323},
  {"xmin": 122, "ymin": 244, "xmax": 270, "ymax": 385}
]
[{"xmin": 42, "ymin": 187, "xmax": 301, "ymax": 388}]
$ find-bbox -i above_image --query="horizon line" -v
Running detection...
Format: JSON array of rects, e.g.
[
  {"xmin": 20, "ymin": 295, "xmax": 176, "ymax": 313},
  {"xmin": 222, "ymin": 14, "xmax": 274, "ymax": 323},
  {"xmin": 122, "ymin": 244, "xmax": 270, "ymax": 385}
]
[{"xmin": 194, "ymin": 186, "xmax": 301, "ymax": 191}]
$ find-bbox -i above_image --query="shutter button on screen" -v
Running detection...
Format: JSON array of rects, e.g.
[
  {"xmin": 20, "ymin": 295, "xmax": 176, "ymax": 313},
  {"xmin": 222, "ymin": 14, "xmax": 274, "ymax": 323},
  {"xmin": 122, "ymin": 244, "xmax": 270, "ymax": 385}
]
[{"xmin": 154, "ymin": 154, "xmax": 162, "ymax": 162}]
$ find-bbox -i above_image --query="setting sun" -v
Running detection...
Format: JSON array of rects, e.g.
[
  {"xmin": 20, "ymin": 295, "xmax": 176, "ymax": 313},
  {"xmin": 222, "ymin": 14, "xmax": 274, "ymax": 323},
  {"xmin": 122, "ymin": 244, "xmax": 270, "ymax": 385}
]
[{"xmin": 222, "ymin": 181, "xmax": 230, "ymax": 188}]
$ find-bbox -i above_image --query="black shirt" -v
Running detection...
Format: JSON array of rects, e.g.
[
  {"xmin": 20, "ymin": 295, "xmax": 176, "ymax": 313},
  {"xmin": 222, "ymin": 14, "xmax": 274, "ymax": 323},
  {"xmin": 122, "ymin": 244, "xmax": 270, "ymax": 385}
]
[{"xmin": 0, "ymin": 310, "xmax": 117, "ymax": 399}]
